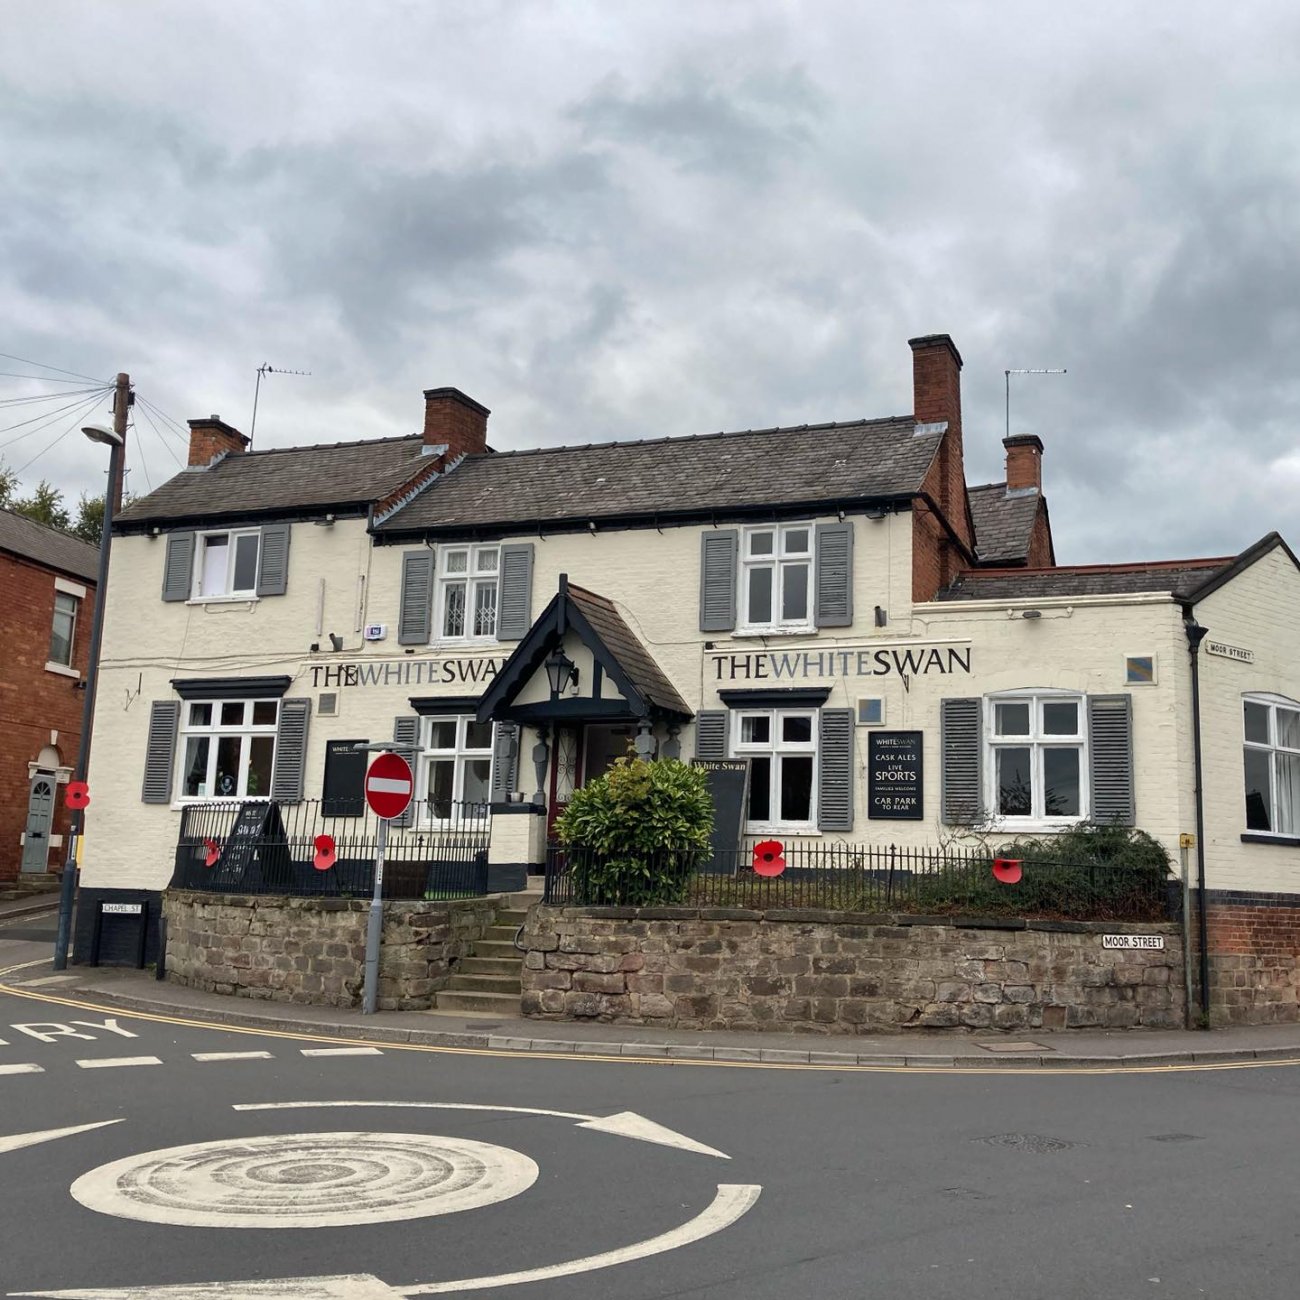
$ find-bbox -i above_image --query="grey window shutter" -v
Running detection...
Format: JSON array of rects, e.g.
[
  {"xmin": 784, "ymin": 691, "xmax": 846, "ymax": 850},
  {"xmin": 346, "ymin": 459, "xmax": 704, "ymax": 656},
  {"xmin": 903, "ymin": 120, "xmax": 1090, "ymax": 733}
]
[
  {"xmin": 270, "ymin": 698, "xmax": 312, "ymax": 803},
  {"xmin": 814, "ymin": 522, "xmax": 854, "ymax": 628},
  {"xmin": 141, "ymin": 700, "xmax": 180, "ymax": 803},
  {"xmin": 694, "ymin": 710, "xmax": 727, "ymax": 760},
  {"xmin": 497, "ymin": 543, "xmax": 535, "ymax": 641},
  {"xmin": 699, "ymin": 530, "xmax": 738, "ymax": 632},
  {"xmin": 391, "ymin": 715, "xmax": 421, "ymax": 827},
  {"xmin": 161, "ymin": 532, "xmax": 195, "ymax": 602},
  {"xmin": 398, "ymin": 550, "xmax": 435, "ymax": 645},
  {"xmin": 256, "ymin": 523, "xmax": 292, "ymax": 597},
  {"xmin": 1089, "ymin": 694, "xmax": 1135, "ymax": 825},
  {"xmin": 941, "ymin": 697, "xmax": 982, "ymax": 824},
  {"xmin": 490, "ymin": 722, "xmax": 520, "ymax": 803},
  {"xmin": 817, "ymin": 708, "xmax": 855, "ymax": 831}
]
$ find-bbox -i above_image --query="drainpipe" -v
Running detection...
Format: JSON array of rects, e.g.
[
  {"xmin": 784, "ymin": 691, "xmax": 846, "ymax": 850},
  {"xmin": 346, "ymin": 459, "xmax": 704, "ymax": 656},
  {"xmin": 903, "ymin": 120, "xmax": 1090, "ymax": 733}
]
[{"xmin": 1184, "ymin": 616, "xmax": 1211, "ymax": 1023}]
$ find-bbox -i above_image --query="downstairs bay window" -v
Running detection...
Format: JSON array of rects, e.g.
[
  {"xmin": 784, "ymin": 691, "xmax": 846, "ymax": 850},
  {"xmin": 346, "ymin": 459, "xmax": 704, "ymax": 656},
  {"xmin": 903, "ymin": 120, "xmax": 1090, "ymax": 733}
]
[
  {"xmin": 180, "ymin": 699, "xmax": 278, "ymax": 800},
  {"xmin": 419, "ymin": 715, "xmax": 494, "ymax": 819},
  {"xmin": 986, "ymin": 692, "xmax": 1087, "ymax": 823},
  {"xmin": 733, "ymin": 708, "xmax": 818, "ymax": 831},
  {"xmin": 1243, "ymin": 695, "xmax": 1300, "ymax": 836}
]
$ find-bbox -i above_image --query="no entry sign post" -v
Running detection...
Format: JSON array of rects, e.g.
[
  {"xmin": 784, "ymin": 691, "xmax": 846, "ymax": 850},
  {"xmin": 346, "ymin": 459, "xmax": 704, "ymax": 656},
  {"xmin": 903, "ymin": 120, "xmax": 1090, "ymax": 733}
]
[{"xmin": 362, "ymin": 750, "xmax": 414, "ymax": 1015}]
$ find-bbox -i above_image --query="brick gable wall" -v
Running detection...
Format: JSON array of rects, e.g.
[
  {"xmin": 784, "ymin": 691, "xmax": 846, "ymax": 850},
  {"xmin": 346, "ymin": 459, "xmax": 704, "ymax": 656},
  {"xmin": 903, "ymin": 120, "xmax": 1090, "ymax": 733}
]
[{"xmin": 0, "ymin": 551, "xmax": 96, "ymax": 881}]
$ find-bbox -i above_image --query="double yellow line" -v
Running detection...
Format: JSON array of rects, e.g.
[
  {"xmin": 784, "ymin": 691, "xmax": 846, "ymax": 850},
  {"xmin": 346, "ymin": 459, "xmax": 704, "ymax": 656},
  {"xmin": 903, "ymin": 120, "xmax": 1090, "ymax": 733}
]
[{"xmin": 2, "ymin": 960, "xmax": 1295, "ymax": 1076}]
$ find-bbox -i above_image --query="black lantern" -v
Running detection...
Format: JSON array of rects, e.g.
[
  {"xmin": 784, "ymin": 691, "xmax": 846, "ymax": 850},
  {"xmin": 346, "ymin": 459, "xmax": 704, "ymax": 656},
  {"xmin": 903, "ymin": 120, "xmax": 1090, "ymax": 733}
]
[{"xmin": 544, "ymin": 647, "xmax": 579, "ymax": 698}]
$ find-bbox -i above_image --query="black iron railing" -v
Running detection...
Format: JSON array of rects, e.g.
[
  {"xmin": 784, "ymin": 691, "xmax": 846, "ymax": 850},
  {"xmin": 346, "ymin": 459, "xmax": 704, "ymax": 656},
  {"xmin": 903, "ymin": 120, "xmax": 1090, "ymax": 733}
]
[
  {"xmin": 172, "ymin": 800, "xmax": 491, "ymax": 899},
  {"xmin": 543, "ymin": 840, "xmax": 1174, "ymax": 922}
]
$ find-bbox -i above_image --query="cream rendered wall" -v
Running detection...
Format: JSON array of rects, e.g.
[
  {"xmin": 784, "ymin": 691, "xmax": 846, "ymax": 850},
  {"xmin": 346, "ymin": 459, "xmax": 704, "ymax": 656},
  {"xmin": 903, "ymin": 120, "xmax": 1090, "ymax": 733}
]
[{"xmin": 1192, "ymin": 547, "xmax": 1300, "ymax": 893}]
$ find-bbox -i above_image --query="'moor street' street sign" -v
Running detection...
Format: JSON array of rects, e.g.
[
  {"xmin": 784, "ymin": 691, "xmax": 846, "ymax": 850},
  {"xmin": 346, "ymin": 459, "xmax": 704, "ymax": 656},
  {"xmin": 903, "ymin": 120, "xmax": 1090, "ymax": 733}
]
[{"xmin": 364, "ymin": 752, "xmax": 414, "ymax": 821}]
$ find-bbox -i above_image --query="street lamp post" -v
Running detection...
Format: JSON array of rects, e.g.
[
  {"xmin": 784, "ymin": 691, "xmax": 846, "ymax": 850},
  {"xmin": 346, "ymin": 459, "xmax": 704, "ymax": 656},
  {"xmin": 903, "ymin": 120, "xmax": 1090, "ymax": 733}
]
[{"xmin": 51, "ymin": 416, "xmax": 127, "ymax": 970}]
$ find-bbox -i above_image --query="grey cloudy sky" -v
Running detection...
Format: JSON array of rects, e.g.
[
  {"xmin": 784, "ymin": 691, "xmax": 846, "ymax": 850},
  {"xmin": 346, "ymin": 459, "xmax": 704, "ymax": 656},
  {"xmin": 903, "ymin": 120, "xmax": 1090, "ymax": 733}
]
[{"xmin": 4, "ymin": 1, "xmax": 1299, "ymax": 564}]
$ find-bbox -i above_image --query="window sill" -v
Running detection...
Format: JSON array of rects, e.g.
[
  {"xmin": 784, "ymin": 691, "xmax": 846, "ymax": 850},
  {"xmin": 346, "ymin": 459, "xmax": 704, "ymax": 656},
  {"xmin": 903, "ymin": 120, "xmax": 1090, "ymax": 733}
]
[
  {"xmin": 186, "ymin": 595, "xmax": 260, "ymax": 606},
  {"xmin": 744, "ymin": 823, "xmax": 819, "ymax": 837},
  {"xmin": 1241, "ymin": 832, "xmax": 1300, "ymax": 848},
  {"xmin": 981, "ymin": 818, "xmax": 1087, "ymax": 834},
  {"xmin": 44, "ymin": 661, "xmax": 80, "ymax": 679},
  {"xmin": 733, "ymin": 627, "xmax": 817, "ymax": 639},
  {"xmin": 428, "ymin": 638, "xmax": 500, "ymax": 651}
]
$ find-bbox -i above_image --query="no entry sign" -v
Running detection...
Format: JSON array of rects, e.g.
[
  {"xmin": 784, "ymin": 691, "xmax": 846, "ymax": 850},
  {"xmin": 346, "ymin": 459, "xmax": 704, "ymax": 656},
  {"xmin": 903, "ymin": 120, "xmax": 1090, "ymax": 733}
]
[{"xmin": 364, "ymin": 751, "xmax": 414, "ymax": 821}]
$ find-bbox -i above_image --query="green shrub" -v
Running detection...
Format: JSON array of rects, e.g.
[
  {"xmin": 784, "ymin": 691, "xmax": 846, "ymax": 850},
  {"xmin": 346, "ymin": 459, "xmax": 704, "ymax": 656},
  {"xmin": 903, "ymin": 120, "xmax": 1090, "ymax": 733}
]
[{"xmin": 555, "ymin": 756, "xmax": 713, "ymax": 906}]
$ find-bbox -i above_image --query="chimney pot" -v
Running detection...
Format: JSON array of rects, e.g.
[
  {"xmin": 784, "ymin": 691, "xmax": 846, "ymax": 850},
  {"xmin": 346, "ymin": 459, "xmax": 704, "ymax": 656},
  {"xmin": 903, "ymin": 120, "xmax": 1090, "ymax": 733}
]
[{"xmin": 187, "ymin": 414, "xmax": 250, "ymax": 467}]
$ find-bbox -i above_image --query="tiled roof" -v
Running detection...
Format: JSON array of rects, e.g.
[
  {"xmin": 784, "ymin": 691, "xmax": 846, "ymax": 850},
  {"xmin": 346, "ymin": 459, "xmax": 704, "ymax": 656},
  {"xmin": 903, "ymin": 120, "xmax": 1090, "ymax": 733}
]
[
  {"xmin": 377, "ymin": 416, "xmax": 940, "ymax": 534},
  {"xmin": 568, "ymin": 583, "xmax": 692, "ymax": 718},
  {"xmin": 0, "ymin": 507, "xmax": 99, "ymax": 582},
  {"xmin": 936, "ymin": 559, "xmax": 1233, "ymax": 602},
  {"xmin": 969, "ymin": 482, "xmax": 1041, "ymax": 564},
  {"xmin": 115, "ymin": 435, "xmax": 431, "ymax": 528}
]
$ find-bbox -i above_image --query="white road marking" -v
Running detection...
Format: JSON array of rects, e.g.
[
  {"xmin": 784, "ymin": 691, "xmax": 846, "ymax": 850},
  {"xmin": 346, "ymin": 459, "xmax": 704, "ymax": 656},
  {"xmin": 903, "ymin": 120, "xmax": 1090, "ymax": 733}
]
[
  {"xmin": 69, "ymin": 1131, "xmax": 538, "ymax": 1229},
  {"xmin": 75, "ymin": 1056, "xmax": 163, "ymax": 1070},
  {"xmin": 234, "ymin": 1100, "xmax": 730, "ymax": 1157},
  {"xmin": 234, "ymin": 1100, "xmax": 592, "ymax": 1121},
  {"xmin": 16, "ymin": 1186, "xmax": 763, "ymax": 1297},
  {"xmin": 15, "ymin": 1273, "xmax": 404, "ymax": 1298},
  {"xmin": 0, "ymin": 1064, "xmax": 43, "ymax": 1076},
  {"xmin": 192, "ymin": 1051, "xmax": 274, "ymax": 1062},
  {"xmin": 300, "ymin": 1047, "xmax": 384, "ymax": 1058},
  {"xmin": 70, "ymin": 1018, "xmax": 139, "ymax": 1038},
  {"xmin": 401, "ymin": 1183, "xmax": 763, "ymax": 1294},
  {"xmin": 0, "ymin": 1119, "xmax": 123, "ymax": 1155},
  {"xmin": 577, "ymin": 1110, "xmax": 730, "ymax": 1159},
  {"xmin": 12, "ymin": 975, "xmax": 79, "ymax": 987},
  {"xmin": 12, "ymin": 1022, "xmax": 97, "ymax": 1043}
]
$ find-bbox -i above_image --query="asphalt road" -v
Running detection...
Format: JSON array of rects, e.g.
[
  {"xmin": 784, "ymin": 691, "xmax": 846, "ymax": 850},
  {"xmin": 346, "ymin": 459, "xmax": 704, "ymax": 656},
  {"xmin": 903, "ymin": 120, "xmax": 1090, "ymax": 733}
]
[{"xmin": 4, "ymin": 914, "xmax": 1300, "ymax": 1299}]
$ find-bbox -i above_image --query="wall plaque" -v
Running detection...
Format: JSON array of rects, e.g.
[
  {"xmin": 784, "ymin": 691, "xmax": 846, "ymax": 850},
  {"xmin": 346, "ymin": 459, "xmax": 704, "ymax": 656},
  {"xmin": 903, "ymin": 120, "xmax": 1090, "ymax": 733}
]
[{"xmin": 867, "ymin": 731, "xmax": 923, "ymax": 821}]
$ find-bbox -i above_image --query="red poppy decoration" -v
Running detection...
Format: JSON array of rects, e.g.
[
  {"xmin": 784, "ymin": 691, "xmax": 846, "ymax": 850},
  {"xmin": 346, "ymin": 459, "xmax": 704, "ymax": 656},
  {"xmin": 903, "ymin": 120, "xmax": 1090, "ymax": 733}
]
[
  {"xmin": 313, "ymin": 834, "xmax": 337, "ymax": 872},
  {"xmin": 992, "ymin": 857, "xmax": 1023, "ymax": 885},
  {"xmin": 752, "ymin": 839, "xmax": 787, "ymax": 877},
  {"xmin": 203, "ymin": 838, "xmax": 221, "ymax": 868},
  {"xmin": 64, "ymin": 780, "xmax": 90, "ymax": 810}
]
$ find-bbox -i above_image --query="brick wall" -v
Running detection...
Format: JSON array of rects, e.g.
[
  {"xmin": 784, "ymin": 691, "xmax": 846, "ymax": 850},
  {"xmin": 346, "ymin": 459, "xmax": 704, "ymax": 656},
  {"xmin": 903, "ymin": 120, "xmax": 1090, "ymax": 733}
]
[
  {"xmin": 522, "ymin": 906, "xmax": 1185, "ymax": 1033},
  {"xmin": 1205, "ymin": 891, "xmax": 1300, "ymax": 1025},
  {"xmin": 912, "ymin": 460, "xmax": 962, "ymax": 601},
  {"xmin": 423, "ymin": 388, "xmax": 489, "ymax": 463},
  {"xmin": 1025, "ymin": 501, "xmax": 1055, "ymax": 567},
  {"xmin": 0, "ymin": 552, "xmax": 96, "ymax": 882},
  {"xmin": 163, "ymin": 890, "xmax": 499, "ymax": 1010}
]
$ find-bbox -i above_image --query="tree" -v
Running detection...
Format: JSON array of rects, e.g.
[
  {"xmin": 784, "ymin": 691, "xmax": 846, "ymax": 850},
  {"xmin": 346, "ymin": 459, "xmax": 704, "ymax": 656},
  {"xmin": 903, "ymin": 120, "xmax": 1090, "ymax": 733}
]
[
  {"xmin": 12, "ymin": 479, "xmax": 71, "ymax": 532},
  {"xmin": 0, "ymin": 458, "xmax": 121, "ymax": 543}
]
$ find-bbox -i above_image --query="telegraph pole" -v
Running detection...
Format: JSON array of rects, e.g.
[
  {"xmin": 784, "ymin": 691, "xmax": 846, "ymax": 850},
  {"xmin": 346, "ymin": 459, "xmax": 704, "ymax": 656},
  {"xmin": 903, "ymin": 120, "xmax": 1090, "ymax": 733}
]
[
  {"xmin": 110, "ymin": 372, "xmax": 130, "ymax": 512},
  {"xmin": 52, "ymin": 373, "xmax": 130, "ymax": 970}
]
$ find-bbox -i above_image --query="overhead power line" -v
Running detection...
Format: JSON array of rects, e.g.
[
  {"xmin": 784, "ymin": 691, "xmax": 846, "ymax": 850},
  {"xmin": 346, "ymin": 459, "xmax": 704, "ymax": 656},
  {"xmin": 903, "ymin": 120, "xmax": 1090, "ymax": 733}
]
[
  {"xmin": 0, "ymin": 386, "xmax": 109, "ymax": 409},
  {"xmin": 0, "ymin": 387, "xmax": 113, "ymax": 447},
  {"xmin": 0, "ymin": 351, "xmax": 109, "ymax": 385},
  {"xmin": 9, "ymin": 391, "xmax": 111, "ymax": 479},
  {"xmin": 136, "ymin": 399, "xmax": 183, "ymax": 470}
]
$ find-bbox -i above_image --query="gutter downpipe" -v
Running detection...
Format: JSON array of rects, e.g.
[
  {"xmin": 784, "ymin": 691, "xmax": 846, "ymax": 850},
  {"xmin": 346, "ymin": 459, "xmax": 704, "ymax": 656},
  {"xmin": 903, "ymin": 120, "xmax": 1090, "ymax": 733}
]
[{"xmin": 1184, "ymin": 614, "xmax": 1211, "ymax": 1024}]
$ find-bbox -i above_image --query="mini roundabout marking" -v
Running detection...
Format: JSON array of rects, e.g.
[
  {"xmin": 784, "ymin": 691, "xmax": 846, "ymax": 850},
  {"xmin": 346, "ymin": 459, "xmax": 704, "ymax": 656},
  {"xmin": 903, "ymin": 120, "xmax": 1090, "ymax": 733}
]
[{"xmin": 4, "ymin": 1100, "xmax": 761, "ymax": 1298}]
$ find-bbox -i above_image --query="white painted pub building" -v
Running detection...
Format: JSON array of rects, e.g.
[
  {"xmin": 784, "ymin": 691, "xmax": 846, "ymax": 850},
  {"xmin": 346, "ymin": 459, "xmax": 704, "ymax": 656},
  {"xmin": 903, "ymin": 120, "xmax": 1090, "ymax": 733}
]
[{"xmin": 78, "ymin": 336, "xmax": 1300, "ymax": 1023}]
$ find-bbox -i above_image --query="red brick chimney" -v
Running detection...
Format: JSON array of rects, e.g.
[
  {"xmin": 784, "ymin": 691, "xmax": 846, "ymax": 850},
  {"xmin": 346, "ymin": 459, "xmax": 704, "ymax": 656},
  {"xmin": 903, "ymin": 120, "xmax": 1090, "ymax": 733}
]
[
  {"xmin": 909, "ymin": 334, "xmax": 972, "ymax": 553},
  {"xmin": 187, "ymin": 415, "xmax": 250, "ymax": 467},
  {"xmin": 423, "ymin": 388, "xmax": 489, "ymax": 465},
  {"xmin": 1003, "ymin": 434, "xmax": 1044, "ymax": 492}
]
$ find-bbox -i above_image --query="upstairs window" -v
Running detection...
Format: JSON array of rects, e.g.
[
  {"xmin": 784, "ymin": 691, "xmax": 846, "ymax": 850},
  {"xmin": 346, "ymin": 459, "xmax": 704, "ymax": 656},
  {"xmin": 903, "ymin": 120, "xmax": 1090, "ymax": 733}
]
[
  {"xmin": 733, "ymin": 708, "xmax": 818, "ymax": 830},
  {"xmin": 180, "ymin": 698, "xmax": 278, "ymax": 800},
  {"xmin": 1244, "ymin": 696, "xmax": 1300, "ymax": 835},
  {"xmin": 48, "ymin": 591, "xmax": 78, "ymax": 666},
  {"xmin": 195, "ymin": 529, "xmax": 260, "ymax": 598},
  {"xmin": 986, "ymin": 692, "xmax": 1087, "ymax": 822},
  {"xmin": 739, "ymin": 523, "xmax": 812, "ymax": 632},
  {"xmin": 437, "ymin": 545, "xmax": 499, "ymax": 641}
]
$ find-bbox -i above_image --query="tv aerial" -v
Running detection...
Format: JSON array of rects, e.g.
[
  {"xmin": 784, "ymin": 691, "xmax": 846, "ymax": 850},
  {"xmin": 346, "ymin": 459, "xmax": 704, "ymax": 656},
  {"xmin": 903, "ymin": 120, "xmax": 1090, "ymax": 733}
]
[{"xmin": 249, "ymin": 363, "xmax": 311, "ymax": 446}]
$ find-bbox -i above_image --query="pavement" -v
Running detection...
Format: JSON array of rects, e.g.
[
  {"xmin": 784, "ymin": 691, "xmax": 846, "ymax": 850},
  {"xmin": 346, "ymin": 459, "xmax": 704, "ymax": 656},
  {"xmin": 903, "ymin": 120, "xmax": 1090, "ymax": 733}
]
[{"xmin": 6, "ymin": 890, "xmax": 1300, "ymax": 1071}]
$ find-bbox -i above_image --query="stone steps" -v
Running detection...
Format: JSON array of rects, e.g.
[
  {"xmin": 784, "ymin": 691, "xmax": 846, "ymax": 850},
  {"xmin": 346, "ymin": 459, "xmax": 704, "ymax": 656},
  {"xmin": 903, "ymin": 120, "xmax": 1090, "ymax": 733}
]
[
  {"xmin": 435, "ymin": 989, "xmax": 524, "ymax": 1014},
  {"xmin": 432, "ymin": 900, "xmax": 533, "ymax": 1014}
]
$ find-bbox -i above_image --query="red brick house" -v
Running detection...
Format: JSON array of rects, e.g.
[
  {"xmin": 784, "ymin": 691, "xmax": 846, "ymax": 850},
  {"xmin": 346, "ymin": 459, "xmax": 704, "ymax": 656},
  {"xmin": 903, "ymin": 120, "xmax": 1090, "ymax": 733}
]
[{"xmin": 0, "ymin": 508, "xmax": 99, "ymax": 884}]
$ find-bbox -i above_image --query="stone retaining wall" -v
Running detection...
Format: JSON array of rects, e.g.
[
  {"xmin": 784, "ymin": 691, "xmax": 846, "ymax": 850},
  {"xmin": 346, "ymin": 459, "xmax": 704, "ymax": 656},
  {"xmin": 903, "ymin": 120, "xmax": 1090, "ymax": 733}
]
[
  {"xmin": 164, "ymin": 890, "xmax": 498, "ymax": 1010},
  {"xmin": 521, "ymin": 906, "xmax": 1185, "ymax": 1033}
]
